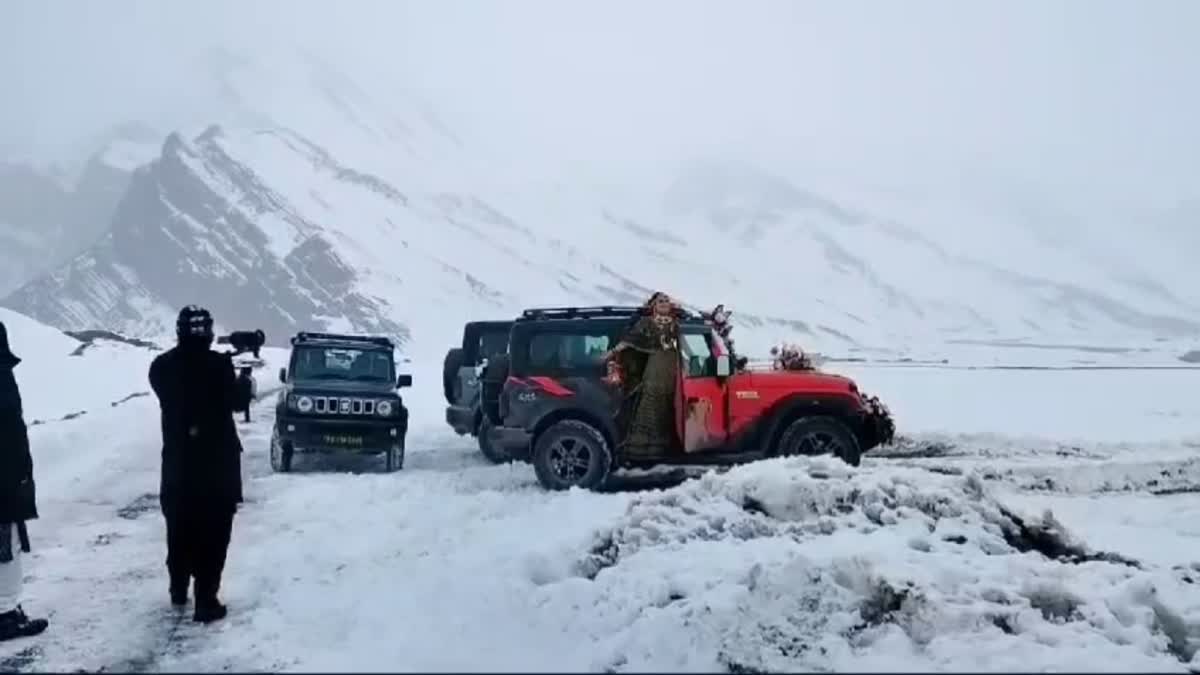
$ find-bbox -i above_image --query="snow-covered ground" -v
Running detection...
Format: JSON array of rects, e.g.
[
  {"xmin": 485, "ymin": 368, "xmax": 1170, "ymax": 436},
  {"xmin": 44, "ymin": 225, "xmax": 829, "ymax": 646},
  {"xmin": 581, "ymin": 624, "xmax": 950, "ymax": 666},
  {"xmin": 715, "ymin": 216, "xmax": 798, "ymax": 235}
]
[
  {"xmin": 836, "ymin": 336, "xmax": 1200, "ymax": 369},
  {"xmin": 1, "ymin": 319, "xmax": 1199, "ymax": 672},
  {"xmin": 0, "ymin": 309, "xmax": 157, "ymax": 423},
  {"xmin": 838, "ymin": 361, "xmax": 1200, "ymax": 443}
]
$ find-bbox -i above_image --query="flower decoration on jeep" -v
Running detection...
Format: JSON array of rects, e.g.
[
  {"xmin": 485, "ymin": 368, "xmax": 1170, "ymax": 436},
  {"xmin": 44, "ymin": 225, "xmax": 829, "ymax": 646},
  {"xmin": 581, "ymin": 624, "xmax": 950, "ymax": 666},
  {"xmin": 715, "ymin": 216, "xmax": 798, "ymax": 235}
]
[
  {"xmin": 769, "ymin": 342, "xmax": 815, "ymax": 371},
  {"xmin": 701, "ymin": 303, "xmax": 749, "ymax": 372}
]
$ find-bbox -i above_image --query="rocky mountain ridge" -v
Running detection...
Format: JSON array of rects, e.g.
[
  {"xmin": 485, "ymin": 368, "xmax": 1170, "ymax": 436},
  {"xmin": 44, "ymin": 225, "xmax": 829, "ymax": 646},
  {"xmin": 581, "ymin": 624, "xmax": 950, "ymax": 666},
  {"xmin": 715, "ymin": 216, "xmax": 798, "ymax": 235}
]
[{"xmin": 3, "ymin": 53, "xmax": 1198, "ymax": 355}]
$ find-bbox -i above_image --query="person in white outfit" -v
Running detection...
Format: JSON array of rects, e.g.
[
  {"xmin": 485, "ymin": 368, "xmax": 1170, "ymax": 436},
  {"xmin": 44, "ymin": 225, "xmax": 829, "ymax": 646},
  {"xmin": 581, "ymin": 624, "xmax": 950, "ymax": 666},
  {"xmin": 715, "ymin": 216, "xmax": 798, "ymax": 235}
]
[{"xmin": 0, "ymin": 320, "xmax": 48, "ymax": 642}]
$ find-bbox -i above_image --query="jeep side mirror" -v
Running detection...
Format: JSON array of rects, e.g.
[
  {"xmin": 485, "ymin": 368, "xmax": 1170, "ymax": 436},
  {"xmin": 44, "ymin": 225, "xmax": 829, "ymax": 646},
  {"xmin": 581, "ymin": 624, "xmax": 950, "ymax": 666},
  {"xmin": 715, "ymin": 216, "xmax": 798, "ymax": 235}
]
[
  {"xmin": 715, "ymin": 354, "xmax": 732, "ymax": 377},
  {"xmin": 278, "ymin": 367, "xmax": 287, "ymax": 383},
  {"xmin": 396, "ymin": 374, "xmax": 413, "ymax": 389}
]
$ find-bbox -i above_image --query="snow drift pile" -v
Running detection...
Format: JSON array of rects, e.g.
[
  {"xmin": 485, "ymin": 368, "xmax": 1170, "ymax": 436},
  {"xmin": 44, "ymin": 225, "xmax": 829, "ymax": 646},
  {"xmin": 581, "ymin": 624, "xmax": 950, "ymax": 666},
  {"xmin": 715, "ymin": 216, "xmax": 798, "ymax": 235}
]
[
  {"xmin": 0, "ymin": 307, "xmax": 159, "ymax": 422},
  {"xmin": 541, "ymin": 458, "xmax": 1200, "ymax": 672}
]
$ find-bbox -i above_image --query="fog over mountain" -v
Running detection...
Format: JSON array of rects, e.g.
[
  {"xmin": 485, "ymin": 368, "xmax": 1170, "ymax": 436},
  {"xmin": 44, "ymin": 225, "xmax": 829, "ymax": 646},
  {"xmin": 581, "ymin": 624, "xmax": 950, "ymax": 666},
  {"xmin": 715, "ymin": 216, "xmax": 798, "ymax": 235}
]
[{"xmin": 2, "ymin": 0, "xmax": 1198, "ymax": 353}]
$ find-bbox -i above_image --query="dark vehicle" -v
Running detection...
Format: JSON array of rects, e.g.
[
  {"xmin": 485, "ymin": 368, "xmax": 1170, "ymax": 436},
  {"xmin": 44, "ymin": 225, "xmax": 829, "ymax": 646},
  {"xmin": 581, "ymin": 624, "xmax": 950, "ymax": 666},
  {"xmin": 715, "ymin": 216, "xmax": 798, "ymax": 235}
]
[
  {"xmin": 485, "ymin": 306, "xmax": 895, "ymax": 490},
  {"xmin": 443, "ymin": 320, "xmax": 514, "ymax": 463},
  {"xmin": 272, "ymin": 332, "xmax": 413, "ymax": 473}
]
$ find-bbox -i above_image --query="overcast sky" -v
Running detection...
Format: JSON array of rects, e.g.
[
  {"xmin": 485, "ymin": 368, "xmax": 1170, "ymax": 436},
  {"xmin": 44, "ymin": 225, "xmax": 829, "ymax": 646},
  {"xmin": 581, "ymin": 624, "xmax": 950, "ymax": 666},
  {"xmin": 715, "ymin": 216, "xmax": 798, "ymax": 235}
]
[{"xmin": 2, "ymin": 0, "xmax": 1197, "ymax": 207}]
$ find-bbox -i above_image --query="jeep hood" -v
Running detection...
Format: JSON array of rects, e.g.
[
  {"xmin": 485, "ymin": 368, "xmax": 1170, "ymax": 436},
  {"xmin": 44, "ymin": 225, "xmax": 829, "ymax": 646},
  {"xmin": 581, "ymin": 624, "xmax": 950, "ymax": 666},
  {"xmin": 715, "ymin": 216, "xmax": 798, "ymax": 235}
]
[
  {"xmin": 291, "ymin": 379, "xmax": 396, "ymax": 395},
  {"xmin": 744, "ymin": 369, "xmax": 858, "ymax": 392}
]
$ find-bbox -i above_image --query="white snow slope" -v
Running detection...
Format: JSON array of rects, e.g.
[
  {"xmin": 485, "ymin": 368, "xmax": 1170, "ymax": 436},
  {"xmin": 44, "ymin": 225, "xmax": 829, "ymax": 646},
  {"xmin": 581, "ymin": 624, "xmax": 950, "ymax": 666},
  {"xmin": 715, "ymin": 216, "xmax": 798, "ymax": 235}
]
[
  {"xmin": 1, "ymin": 309, "xmax": 1199, "ymax": 673},
  {"xmin": 0, "ymin": 308, "xmax": 156, "ymax": 422}
]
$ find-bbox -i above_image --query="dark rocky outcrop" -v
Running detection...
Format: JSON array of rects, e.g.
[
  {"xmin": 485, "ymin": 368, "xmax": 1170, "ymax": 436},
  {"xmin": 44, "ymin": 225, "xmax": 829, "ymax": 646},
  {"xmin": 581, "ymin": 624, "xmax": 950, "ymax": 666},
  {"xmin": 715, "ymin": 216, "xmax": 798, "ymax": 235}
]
[{"xmin": 4, "ymin": 127, "xmax": 410, "ymax": 347}]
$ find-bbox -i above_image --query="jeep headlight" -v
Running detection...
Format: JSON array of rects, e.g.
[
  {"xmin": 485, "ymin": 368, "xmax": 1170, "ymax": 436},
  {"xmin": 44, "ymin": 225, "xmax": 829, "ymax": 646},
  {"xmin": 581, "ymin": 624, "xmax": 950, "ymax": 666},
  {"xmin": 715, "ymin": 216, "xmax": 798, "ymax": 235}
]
[
  {"xmin": 376, "ymin": 399, "xmax": 394, "ymax": 416},
  {"xmin": 296, "ymin": 395, "xmax": 314, "ymax": 413}
]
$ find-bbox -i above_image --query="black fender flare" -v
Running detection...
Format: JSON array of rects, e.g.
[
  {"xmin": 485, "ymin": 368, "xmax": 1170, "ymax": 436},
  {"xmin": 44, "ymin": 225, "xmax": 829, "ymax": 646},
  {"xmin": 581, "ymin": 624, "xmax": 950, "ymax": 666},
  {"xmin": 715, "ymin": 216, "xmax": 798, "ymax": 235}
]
[
  {"xmin": 759, "ymin": 393, "xmax": 864, "ymax": 455},
  {"xmin": 531, "ymin": 406, "xmax": 619, "ymax": 455}
]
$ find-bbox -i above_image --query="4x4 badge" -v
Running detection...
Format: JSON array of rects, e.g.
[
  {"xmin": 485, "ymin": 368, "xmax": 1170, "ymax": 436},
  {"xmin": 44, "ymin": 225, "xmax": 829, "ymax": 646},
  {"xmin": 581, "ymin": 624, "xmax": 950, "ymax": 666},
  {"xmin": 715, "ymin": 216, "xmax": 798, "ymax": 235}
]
[{"xmin": 735, "ymin": 390, "xmax": 759, "ymax": 399}]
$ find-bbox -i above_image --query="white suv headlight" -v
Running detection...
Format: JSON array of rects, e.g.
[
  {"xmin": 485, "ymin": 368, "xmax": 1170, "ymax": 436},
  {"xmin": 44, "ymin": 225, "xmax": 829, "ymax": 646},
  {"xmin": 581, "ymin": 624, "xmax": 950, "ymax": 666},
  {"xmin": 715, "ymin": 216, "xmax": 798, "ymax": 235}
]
[
  {"xmin": 296, "ymin": 395, "xmax": 314, "ymax": 413},
  {"xmin": 376, "ymin": 399, "xmax": 394, "ymax": 416}
]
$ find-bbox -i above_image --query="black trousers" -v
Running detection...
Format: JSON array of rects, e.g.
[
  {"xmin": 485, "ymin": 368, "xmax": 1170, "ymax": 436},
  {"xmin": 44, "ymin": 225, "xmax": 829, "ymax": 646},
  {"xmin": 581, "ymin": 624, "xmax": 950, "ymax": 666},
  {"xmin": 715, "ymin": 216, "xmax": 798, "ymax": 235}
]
[{"xmin": 163, "ymin": 506, "xmax": 235, "ymax": 603}]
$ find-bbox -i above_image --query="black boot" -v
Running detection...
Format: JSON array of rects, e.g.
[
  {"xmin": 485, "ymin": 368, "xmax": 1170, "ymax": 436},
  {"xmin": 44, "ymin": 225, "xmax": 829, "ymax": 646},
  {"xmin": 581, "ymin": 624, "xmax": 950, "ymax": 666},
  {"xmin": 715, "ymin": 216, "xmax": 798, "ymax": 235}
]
[
  {"xmin": 193, "ymin": 598, "xmax": 227, "ymax": 623},
  {"xmin": 193, "ymin": 579, "xmax": 226, "ymax": 623},
  {"xmin": 0, "ymin": 606, "xmax": 49, "ymax": 641}
]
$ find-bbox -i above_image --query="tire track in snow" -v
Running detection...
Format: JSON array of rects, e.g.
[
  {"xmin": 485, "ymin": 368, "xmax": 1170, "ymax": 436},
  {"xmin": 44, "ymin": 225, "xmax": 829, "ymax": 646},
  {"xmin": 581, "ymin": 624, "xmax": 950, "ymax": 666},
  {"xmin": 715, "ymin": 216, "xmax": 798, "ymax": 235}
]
[{"xmin": 869, "ymin": 434, "xmax": 1200, "ymax": 496}]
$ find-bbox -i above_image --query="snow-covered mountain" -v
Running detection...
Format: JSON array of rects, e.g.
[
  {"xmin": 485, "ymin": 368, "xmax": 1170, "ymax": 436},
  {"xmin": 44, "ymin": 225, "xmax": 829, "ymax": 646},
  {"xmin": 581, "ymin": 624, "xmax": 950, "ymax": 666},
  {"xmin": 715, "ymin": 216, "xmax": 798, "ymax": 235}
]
[
  {"xmin": 0, "ymin": 131, "xmax": 148, "ymax": 296},
  {"xmin": 3, "ymin": 52, "xmax": 1199, "ymax": 356}
]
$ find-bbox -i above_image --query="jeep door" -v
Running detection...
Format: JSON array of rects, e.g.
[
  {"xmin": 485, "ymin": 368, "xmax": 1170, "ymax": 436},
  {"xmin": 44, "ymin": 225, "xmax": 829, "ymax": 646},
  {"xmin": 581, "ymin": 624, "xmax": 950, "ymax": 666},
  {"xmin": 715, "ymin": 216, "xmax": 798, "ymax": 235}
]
[
  {"xmin": 676, "ymin": 328, "xmax": 729, "ymax": 453},
  {"xmin": 459, "ymin": 321, "xmax": 513, "ymax": 407}
]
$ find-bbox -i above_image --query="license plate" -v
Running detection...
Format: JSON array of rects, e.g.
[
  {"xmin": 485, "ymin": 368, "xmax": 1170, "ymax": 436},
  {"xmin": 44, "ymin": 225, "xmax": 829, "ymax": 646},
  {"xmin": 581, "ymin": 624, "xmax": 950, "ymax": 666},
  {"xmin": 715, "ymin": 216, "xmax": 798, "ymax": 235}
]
[{"xmin": 323, "ymin": 434, "xmax": 364, "ymax": 446}]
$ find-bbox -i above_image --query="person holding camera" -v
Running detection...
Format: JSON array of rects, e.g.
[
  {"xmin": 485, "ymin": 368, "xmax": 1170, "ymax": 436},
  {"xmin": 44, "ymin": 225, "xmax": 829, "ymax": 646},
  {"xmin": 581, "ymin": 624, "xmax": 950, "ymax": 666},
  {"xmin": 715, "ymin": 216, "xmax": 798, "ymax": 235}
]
[
  {"xmin": 0, "ymin": 321, "xmax": 49, "ymax": 642},
  {"xmin": 148, "ymin": 306, "xmax": 244, "ymax": 623}
]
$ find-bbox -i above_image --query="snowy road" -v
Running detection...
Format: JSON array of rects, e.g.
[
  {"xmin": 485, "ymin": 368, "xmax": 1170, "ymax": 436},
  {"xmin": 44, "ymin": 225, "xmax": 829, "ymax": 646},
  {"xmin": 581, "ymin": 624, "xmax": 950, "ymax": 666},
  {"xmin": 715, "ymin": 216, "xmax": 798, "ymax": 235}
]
[
  {"xmin": 1, "ymin": 393, "xmax": 642, "ymax": 672},
  {"xmin": 2, "ymin": 357, "xmax": 1200, "ymax": 671}
]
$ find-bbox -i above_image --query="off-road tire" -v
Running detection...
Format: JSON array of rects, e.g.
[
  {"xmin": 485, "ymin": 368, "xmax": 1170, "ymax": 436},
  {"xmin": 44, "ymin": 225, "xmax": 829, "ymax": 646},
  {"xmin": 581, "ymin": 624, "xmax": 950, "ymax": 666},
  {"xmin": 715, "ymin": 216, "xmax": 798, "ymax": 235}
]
[
  {"xmin": 476, "ymin": 414, "xmax": 511, "ymax": 464},
  {"xmin": 443, "ymin": 348, "xmax": 465, "ymax": 405},
  {"xmin": 532, "ymin": 420, "xmax": 612, "ymax": 491},
  {"xmin": 775, "ymin": 415, "xmax": 862, "ymax": 467},
  {"xmin": 270, "ymin": 429, "xmax": 293, "ymax": 473}
]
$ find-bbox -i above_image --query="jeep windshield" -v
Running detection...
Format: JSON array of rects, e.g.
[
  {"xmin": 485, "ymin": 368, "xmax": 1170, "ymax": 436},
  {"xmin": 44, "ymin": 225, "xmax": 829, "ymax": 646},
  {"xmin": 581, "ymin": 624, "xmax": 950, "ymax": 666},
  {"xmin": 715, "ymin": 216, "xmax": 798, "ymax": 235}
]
[{"xmin": 292, "ymin": 346, "xmax": 394, "ymax": 382}]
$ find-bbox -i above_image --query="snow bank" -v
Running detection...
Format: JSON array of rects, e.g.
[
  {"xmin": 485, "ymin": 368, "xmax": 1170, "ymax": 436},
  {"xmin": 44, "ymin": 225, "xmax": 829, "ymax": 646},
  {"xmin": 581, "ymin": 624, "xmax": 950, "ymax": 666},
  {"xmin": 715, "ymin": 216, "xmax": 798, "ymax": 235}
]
[
  {"xmin": 0, "ymin": 307, "xmax": 81, "ymax": 361},
  {"xmin": 0, "ymin": 308, "xmax": 153, "ymax": 421},
  {"xmin": 547, "ymin": 458, "xmax": 1200, "ymax": 672}
]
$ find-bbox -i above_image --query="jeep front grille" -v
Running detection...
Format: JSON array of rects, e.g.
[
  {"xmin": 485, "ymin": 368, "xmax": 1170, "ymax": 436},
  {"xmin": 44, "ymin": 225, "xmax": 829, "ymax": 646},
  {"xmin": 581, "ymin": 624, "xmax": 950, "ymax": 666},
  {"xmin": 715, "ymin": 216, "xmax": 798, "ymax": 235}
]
[{"xmin": 312, "ymin": 396, "xmax": 377, "ymax": 416}]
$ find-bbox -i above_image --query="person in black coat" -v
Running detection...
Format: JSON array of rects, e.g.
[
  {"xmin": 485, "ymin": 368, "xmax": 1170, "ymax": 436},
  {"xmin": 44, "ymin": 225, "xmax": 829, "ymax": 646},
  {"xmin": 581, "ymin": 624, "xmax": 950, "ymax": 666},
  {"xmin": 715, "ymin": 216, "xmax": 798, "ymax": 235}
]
[
  {"xmin": 234, "ymin": 367, "xmax": 256, "ymax": 423},
  {"xmin": 0, "ymin": 320, "xmax": 49, "ymax": 641},
  {"xmin": 149, "ymin": 306, "xmax": 244, "ymax": 624}
]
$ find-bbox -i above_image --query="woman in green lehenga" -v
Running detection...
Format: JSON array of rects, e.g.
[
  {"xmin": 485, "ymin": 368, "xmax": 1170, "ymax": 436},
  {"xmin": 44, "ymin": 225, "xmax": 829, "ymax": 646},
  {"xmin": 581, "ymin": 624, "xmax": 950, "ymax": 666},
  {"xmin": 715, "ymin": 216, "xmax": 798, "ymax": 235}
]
[{"xmin": 608, "ymin": 292, "xmax": 682, "ymax": 459}]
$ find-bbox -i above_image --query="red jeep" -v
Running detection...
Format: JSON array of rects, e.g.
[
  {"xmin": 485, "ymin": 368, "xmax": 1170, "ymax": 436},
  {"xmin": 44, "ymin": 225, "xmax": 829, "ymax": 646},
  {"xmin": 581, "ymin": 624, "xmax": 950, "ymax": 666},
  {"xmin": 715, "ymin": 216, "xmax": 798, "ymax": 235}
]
[{"xmin": 483, "ymin": 306, "xmax": 895, "ymax": 490}]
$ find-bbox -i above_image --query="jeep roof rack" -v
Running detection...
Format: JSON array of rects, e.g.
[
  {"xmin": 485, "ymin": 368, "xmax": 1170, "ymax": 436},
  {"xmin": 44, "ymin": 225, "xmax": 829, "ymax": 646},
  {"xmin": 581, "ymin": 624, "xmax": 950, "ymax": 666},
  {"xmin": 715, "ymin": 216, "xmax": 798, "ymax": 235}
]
[
  {"xmin": 518, "ymin": 305, "xmax": 700, "ymax": 321},
  {"xmin": 519, "ymin": 306, "xmax": 640, "ymax": 321},
  {"xmin": 291, "ymin": 331, "xmax": 394, "ymax": 349}
]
